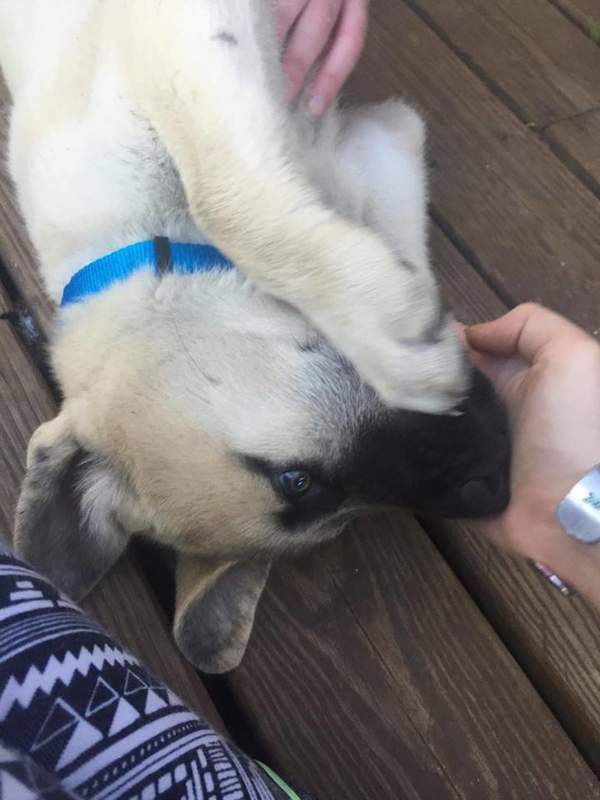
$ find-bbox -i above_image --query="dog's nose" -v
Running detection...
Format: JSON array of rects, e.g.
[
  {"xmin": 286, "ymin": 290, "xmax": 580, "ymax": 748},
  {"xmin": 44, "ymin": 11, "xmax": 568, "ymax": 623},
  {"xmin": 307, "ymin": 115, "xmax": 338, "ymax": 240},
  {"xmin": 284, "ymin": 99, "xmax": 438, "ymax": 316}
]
[{"xmin": 450, "ymin": 458, "xmax": 511, "ymax": 517}]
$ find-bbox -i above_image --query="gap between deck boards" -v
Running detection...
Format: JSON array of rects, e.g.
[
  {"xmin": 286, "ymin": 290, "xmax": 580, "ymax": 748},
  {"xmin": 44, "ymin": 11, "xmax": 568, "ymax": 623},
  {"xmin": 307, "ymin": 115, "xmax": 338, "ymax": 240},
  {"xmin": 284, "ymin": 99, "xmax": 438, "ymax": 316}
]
[
  {"xmin": 546, "ymin": 0, "xmax": 600, "ymax": 41},
  {"xmin": 402, "ymin": 0, "xmax": 600, "ymax": 201}
]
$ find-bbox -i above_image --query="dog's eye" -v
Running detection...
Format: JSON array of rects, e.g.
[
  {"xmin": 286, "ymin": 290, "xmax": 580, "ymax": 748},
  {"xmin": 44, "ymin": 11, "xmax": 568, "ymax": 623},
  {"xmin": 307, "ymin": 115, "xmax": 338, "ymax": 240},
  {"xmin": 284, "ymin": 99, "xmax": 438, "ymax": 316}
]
[{"xmin": 278, "ymin": 470, "xmax": 312, "ymax": 500}]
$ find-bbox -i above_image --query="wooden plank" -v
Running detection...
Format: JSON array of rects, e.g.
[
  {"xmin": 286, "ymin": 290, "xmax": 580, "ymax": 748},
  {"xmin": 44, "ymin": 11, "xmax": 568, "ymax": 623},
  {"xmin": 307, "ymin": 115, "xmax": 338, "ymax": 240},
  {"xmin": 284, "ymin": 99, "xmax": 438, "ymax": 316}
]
[
  {"xmin": 0, "ymin": 298, "xmax": 51, "ymax": 532},
  {"xmin": 413, "ymin": 32, "xmax": 600, "ymax": 776},
  {"xmin": 0, "ymin": 292, "xmax": 224, "ymax": 731},
  {"xmin": 551, "ymin": 0, "xmax": 600, "ymax": 37},
  {"xmin": 432, "ymin": 216, "xmax": 600, "ymax": 773},
  {"xmin": 431, "ymin": 226, "xmax": 506, "ymax": 321},
  {"xmin": 0, "ymin": 74, "xmax": 55, "ymax": 337},
  {"xmin": 414, "ymin": 8, "xmax": 600, "ymax": 769},
  {"xmin": 227, "ymin": 514, "xmax": 600, "ymax": 799},
  {"xmin": 0, "ymin": 180, "xmax": 53, "ymax": 336},
  {"xmin": 545, "ymin": 108, "xmax": 600, "ymax": 196},
  {"xmin": 406, "ymin": 0, "xmax": 600, "ymax": 128},
  {"xmin": 346, "ymin": 0, "xmax": 600, "ymax": 333},
  {"xmin": 427, "ymin": 518, "xmax": 600, "ymax": 779}
]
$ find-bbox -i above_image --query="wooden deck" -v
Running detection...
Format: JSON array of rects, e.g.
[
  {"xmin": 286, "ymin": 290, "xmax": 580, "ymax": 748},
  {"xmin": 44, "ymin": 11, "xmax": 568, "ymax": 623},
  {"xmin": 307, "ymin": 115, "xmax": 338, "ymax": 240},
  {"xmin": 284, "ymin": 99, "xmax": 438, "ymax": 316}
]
[{"xmin": 1, "ymin": 1, "xmax": 600, "ymax": 797}]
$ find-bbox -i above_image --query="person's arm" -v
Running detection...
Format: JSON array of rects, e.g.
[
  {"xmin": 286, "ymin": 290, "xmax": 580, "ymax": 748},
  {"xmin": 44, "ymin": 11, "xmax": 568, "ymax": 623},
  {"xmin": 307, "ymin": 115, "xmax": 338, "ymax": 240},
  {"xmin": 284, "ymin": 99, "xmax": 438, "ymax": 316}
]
[
  {"xmin": 274, "ymin": 0, "xmax": 369, "ymax": 116},
  {"xmin": 466, "ymin": 303, "xmax": 600, "ymax": 603}
]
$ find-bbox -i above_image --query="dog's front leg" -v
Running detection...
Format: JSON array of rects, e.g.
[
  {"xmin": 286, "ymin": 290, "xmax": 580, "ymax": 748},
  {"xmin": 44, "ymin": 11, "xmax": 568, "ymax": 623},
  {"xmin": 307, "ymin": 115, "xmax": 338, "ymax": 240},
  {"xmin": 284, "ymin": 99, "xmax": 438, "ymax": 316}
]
[
  {"xmin": 330, "ymin": 101, "xmax": 450, "ymax": 328},
  {"xmin": 114, "ymin": 0, "xmax": 466, "ymax": 412}
]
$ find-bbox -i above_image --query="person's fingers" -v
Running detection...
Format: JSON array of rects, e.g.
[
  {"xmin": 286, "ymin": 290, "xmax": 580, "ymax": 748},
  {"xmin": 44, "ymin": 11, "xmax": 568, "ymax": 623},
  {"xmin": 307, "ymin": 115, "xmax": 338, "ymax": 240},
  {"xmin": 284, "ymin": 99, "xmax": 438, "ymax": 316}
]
[
  {"xmin": 282, "ymin": 0, "xmax": 342, "ymax": 100},
  {"xmin": 476, "ymin": 355, "xmax": 532, "ymax": 406},
  {"xmin": 467, "ymin": 347, "xmax": 505, "ymax": 379},
  {"xmin": 307, "ymin": 0, "xmax": 368, "ymax": 116},
  {"xmin": 274, "ymin": 0, "xmax": 309, "ymax": 43},
  {"xmin": 460, "ymin": 320, "xmax": 524, "ymax": 388},
  {"xmin": 466, "ymin": 303, "xmax": 588, "ymax": 364}
]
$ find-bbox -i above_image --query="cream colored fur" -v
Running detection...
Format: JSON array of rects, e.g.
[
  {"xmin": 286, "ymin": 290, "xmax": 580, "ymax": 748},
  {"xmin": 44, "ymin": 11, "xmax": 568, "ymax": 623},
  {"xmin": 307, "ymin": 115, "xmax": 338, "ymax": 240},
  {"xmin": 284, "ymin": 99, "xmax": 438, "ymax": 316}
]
[
  {"xmin": 0, "ymin": 0, "xmax": 466, "ymax": 411},
  {"xmin": 0, "ymin": 0, "xmax": 470, "ymax": 672}
]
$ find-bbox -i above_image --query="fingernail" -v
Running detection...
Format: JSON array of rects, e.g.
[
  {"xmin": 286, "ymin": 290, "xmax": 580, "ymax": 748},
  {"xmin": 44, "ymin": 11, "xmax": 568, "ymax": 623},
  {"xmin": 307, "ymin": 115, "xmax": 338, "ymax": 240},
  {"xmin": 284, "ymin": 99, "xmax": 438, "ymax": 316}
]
[{"xmin": 307, "ymin": 95, "xmax": 326, "ymax": 117}]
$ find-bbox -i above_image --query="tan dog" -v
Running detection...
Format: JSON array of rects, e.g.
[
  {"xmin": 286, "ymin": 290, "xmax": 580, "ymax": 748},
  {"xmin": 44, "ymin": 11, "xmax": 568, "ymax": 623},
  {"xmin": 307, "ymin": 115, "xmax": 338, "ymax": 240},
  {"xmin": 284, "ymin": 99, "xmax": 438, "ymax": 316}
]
[{"xmin": 0, "ymin": 1, "xmax": 510, "ymax": 673}]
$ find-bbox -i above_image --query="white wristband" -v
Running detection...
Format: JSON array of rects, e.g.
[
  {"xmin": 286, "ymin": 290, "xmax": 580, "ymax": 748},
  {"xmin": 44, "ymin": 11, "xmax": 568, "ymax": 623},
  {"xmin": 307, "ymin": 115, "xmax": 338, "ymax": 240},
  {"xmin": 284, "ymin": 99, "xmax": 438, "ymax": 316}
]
[{"xmin": 557, "ymin": 464, "xmax": 600, "ymax": 544}]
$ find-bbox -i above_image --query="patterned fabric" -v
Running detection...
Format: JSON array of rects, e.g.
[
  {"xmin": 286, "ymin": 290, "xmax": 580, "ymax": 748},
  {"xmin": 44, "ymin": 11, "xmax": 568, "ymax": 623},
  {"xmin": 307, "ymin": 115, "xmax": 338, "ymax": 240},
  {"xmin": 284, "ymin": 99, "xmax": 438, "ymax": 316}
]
[
  {"xmin": 0, "ymin": 550, "xmax": 306, "ymax": 800},
  {"xmin": 0, "ymin": 742, "xmax": 78, "ymax": 799}
]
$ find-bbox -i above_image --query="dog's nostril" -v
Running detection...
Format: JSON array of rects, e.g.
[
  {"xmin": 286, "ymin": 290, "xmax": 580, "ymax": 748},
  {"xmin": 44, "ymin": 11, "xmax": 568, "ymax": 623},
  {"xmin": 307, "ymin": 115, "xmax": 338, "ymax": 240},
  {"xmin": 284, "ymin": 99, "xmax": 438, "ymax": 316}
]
[
  {"xmin": 482, "ymin": 473, "xmax": 501, "ymax": 495},
  {"xmin": 459, "ymin": 472, "xmax": 501, "ymax": 497}
]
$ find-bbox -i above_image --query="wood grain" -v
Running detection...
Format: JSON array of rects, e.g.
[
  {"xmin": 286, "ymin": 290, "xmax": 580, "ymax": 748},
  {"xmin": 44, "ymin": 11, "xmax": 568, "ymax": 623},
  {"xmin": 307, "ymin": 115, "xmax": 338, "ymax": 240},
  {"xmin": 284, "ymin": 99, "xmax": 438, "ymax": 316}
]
[
  {"xmin": 545, "ymin": 108, "xmax": 600, "ymax": 197},
  {"xmin": 431, "ymin": 226, "xmax": 506, "ymax": 321},
  {"xmin": 0, "ymin": 76, "xmax": 55, "ymax": 337},
  {"xmin": 0, "ymin": 300, "xmax": 51, "ymax": 536},
  {"xmin": 426, "ymin": 229, "xmax": 600, "ymax": 773},
  {"xmin": 427, "ymin": 518, "xmax": 600, "ymax": 777},
  {"xmin": 407, "ymin": 0, "xmax": 600, "ymax": 128},
  {"xmin": 551, "ymin": 0, "xmax": 600, "ymax": 35},
  {"xmin": 227, "ymin": 515, "xmax": 600, "ymax": 799},
  {"xmin": 346, "ymin": 0, "xmax": 600, "ymax": 332},
  {"xmin": 0, "ymin": 291, "xmax": 224, "ymax": 731},
  {"xmin": 394, "ymin": 10, "xmax": 600, "ymax": 779}
]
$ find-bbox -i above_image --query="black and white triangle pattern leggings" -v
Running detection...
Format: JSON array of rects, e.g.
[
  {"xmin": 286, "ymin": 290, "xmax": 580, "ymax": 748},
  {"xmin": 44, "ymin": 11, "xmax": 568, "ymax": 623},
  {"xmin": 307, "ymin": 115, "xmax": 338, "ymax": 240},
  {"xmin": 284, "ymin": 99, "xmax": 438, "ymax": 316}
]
[{"xmin": 0, "ymin": 547, "xmax": 310, "ymax": 800}]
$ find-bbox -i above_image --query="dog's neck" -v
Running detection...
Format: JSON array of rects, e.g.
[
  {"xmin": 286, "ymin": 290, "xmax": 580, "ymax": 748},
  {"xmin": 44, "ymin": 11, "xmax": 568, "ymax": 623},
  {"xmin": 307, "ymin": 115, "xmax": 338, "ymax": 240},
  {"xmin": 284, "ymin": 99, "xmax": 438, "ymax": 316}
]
[
  {"xmin": 52, "ymin": 265, "xmax": 246, "ymax": 401},
  {"xmin": 60, "ymin": 238, "xmax": 234, "ymax": 307},
  {"xmin": 43, "ymin": 212, "xmax": 206, "ymax": 305},
  {"xmin": 6, "ymin": 41, "xmax": 205, "ymax": 306}
]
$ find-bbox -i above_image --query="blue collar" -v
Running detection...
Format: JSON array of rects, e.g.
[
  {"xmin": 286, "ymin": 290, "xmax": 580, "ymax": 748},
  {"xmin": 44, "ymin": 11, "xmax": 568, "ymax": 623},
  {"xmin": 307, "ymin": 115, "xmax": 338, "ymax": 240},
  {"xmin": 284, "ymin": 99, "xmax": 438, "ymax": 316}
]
[{"xmin": 60, "ymin": 238, "xmax": 234, "ymax": 306}]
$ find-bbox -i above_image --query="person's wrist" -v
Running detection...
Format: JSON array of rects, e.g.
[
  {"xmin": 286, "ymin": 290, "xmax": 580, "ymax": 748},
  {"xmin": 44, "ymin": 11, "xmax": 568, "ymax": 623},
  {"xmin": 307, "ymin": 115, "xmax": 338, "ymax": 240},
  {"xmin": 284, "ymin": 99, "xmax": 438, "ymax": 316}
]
[
  {"xmin": 503, "ymin": 505, "xmax": 600, "ymax": 604},
  {"xmin": 501, "ymin": 457, "xmax": 600, "ymax": 549},
  {"xmin": 542, "ymin": 533, "xmax": 600, "ymax": 606},
  {"xmin": 556, "ymin": 462, "xmax": 600, "ymax": 544},
  {"xmin": 496, "ymin": 504, "xmax": 558, "ymax": 561}
]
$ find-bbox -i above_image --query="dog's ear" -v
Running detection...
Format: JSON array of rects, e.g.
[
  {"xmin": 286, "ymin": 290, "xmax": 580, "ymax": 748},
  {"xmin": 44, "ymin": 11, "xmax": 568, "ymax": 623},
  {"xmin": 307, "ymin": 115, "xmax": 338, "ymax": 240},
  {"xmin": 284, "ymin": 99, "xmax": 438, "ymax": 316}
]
[
  {"xmin": 15, "ymin": 411, "xmax": 132, "ymax": 600},
  {"xmin": 174, "ymin": 553, "xmax": 271, "ymax": 674}
]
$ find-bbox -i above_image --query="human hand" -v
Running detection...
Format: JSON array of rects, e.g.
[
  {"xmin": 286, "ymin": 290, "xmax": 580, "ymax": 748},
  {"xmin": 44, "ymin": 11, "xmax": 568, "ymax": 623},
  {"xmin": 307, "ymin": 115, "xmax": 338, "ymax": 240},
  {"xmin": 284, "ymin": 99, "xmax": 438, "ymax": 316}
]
[
  {"xmin": 466, "ymin": 304, "xmax": 600, "ymax": 597},
  {"xmin": 274, "ymin": 0, "xmax": 369, "ymax": 116}
]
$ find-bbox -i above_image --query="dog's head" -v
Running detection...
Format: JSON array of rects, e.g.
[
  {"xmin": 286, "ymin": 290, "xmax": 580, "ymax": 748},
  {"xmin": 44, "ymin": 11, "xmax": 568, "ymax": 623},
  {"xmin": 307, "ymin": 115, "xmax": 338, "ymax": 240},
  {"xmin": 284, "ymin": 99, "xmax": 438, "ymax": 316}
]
[{"xmin": 15, "ymin": 269, "xmax": 510, "ymax": 672}]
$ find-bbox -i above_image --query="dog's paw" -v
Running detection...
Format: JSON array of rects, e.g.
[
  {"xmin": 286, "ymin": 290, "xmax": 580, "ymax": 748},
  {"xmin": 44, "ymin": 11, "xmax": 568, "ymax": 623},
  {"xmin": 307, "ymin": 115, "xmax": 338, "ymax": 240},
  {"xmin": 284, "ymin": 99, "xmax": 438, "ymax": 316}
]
[
  {"xmin": 357, "ymin": 99, "xmax": 426, "ymax": 157},
  {"xmin": 310, "ymin": 239, "xmax": 469, "ymax": 413},
  {"xmin": 347, "ymin": 321, "xmax": 469, "ymax": 413}
]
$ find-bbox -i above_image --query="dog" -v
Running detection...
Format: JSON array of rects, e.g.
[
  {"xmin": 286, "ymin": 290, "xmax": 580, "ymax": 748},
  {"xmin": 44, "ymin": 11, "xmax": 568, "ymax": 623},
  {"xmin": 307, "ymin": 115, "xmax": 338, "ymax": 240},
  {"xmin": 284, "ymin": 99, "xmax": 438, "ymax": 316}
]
[{"xmin": 0, "ymin": 1, "xmax": 510, "ymax": 673}]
